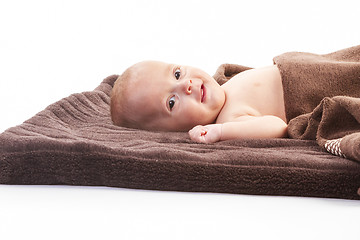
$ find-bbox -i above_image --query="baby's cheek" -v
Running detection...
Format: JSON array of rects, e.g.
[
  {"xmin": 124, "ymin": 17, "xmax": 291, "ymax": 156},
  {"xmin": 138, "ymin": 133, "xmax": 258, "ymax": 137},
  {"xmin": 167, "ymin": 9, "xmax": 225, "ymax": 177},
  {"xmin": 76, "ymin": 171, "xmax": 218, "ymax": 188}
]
[{"xmin": 185, "ymin": 104, "xmax": 202, "ymax": 118}]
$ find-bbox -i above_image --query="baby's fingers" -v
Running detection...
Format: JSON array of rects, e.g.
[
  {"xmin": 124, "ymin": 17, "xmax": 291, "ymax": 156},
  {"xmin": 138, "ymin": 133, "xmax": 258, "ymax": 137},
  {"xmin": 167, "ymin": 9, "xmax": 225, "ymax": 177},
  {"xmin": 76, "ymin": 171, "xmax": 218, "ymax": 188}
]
[{"xmin": 189, "ymin": 125, "xmax": 208, "ymax": 143}]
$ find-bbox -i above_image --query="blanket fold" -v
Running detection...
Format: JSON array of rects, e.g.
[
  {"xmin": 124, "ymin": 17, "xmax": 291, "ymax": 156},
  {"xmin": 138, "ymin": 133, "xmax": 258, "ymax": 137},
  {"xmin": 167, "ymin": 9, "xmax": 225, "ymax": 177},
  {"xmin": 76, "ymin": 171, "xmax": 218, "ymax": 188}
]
[
  {"xmin": 273, "ymin": 45, "xmax": 360, "ymax": 162},
  {"xmin": 287, "ymin": 96, "xmax": 360, "ymax": 161}
]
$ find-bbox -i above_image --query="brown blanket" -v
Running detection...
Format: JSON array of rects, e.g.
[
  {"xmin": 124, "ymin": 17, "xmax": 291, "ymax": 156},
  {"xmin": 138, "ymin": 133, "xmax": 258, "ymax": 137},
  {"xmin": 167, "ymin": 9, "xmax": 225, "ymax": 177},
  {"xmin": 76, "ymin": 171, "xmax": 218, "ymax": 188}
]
[
  {"xmin": 273, "ymin": 45, "xmax": 360, "ymax": 162},
  {"xmin": 0, "ymin": 50, "xmax": 360, "ymax": 200}
]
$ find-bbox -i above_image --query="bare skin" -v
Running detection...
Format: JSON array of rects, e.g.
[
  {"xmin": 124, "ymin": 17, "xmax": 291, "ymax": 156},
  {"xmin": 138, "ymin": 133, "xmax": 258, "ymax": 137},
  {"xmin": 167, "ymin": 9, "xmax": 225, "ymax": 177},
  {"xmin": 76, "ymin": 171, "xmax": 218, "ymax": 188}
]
[
  {"xmin": 190, "ymin": 65, "xmax": 288, "ymax": 143},
  {"xmin": 113, "ymin": 61, "xmax": 287, "ymax": 143}
]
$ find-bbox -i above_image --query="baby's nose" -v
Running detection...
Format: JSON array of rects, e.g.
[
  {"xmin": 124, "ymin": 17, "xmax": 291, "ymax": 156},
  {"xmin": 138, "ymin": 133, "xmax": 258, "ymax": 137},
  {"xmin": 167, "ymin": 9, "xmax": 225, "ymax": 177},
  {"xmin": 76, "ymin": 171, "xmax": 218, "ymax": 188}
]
[{"xmin": 183, "ymin": 79, "xmax": 192, "ymax": 95}]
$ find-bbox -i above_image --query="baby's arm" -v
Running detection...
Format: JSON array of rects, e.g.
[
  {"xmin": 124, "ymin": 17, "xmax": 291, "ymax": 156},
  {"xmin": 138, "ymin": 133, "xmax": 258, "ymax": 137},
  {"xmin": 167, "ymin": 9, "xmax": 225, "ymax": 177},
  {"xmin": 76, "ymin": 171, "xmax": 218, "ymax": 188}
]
[{"xmin": 189, "ymin": 115, "xmax": 288, "ymax": 143}]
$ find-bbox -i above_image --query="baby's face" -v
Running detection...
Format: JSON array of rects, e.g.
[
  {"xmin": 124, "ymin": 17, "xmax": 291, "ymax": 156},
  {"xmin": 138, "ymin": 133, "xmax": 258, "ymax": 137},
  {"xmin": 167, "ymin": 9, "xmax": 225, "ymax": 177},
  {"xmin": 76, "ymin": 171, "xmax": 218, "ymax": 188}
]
[{"xmin": 126, "ymin": 61, "xmax": 225, "ymax": 131}]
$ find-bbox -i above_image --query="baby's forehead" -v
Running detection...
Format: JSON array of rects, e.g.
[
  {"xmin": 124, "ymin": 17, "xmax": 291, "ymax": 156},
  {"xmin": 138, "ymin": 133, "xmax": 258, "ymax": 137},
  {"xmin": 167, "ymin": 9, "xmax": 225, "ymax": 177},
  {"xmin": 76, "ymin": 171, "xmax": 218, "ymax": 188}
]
[{"xmin": 131, "ymin": 61, "xmax": 172, "ymax": 84}]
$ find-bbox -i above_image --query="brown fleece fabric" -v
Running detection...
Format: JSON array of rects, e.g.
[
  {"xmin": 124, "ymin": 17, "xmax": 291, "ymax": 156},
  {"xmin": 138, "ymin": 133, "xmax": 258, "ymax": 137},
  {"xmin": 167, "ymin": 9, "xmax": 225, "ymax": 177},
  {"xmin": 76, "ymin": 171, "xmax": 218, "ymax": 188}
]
[
  {"xmin": 212, "ymin": 63, "xmax": 252, "ymax": 85},
  {"xmin": 273, "ymin": 45, "xmax": 360, "ymax": 122},
  {"xmin": 272, "ymin": 45, "xmax": 360, "ymax": 162},
  {"xmin": 0, "ymin": 49, "xmax": 360, "ymax": 200}
]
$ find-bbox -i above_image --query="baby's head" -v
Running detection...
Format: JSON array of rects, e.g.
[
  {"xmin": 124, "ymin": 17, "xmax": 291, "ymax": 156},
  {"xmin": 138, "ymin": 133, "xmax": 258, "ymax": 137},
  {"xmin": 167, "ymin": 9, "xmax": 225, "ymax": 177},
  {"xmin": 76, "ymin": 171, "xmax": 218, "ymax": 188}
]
[{"xmin": 110, "ymin": 61, "xmax": 225, "ymax": 131}]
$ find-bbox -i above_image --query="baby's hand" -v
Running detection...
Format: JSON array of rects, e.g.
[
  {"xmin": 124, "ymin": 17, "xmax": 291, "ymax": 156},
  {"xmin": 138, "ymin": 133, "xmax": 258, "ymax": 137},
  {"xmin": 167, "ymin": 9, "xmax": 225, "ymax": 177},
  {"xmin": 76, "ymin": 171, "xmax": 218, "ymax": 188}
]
[{"xmin": 188, "ymin": 124, "xmax": 222, "ymax": 143}]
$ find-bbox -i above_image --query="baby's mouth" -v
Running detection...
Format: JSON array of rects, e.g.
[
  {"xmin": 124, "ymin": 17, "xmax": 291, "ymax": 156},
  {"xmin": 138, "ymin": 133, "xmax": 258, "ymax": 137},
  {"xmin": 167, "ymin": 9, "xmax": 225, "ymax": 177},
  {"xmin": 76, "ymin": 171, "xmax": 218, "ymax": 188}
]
[{"xmin": 201, "ymin": 84, "xmax": 205, "ymax": 103}]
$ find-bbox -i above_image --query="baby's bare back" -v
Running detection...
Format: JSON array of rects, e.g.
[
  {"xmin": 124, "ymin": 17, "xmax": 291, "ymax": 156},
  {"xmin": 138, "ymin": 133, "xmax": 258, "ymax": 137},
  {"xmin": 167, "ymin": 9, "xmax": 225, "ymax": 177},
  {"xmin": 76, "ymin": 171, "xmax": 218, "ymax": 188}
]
[{"xmin": 216, "ymin": 65, "xmax": 286, "ymax": 123}]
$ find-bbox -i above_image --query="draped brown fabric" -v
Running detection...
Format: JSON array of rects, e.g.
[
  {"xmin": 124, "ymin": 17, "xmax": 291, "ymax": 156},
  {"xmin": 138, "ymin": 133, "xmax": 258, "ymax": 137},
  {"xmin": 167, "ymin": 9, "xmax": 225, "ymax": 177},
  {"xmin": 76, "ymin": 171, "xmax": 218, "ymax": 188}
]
[{"xmin": 273, "ymin": 45, "xmax": 360, "ymax": 162}]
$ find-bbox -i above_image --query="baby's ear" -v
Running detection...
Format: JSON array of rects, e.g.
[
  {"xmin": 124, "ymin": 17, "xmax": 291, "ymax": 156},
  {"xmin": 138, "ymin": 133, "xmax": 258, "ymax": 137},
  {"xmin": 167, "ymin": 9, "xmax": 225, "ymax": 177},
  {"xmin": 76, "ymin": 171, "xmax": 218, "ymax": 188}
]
[{"xmin": 213, "ymin": 64, "xmax": 252, "ymax": 85}]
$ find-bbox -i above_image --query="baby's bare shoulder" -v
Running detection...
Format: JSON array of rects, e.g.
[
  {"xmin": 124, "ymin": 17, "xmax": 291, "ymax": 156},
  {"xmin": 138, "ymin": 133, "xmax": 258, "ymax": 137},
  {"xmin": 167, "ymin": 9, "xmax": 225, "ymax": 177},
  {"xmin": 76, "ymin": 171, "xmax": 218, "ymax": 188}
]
[
  {"xmin": 231, "ymin": 65, "xmax": 280, "ymax": 80},
  {"xmin": 218, "ymin": 65, "xmax": 285, "ymax": 123}
]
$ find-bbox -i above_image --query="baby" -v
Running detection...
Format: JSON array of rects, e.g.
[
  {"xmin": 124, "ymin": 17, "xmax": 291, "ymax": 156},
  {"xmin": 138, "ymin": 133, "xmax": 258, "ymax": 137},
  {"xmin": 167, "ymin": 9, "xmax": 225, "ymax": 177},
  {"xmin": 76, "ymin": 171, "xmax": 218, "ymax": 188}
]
[{"xmin": 110, "ymin": 61, "xmax": 288, "ymax": 143}]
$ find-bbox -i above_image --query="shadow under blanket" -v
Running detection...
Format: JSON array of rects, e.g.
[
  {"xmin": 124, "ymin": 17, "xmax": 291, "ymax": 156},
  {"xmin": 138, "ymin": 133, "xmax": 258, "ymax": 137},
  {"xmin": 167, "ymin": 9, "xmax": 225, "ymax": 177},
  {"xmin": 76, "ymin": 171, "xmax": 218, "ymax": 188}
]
[{"xmin": 0, "ymin": 49, "xmax": 360, "ymax": 200}]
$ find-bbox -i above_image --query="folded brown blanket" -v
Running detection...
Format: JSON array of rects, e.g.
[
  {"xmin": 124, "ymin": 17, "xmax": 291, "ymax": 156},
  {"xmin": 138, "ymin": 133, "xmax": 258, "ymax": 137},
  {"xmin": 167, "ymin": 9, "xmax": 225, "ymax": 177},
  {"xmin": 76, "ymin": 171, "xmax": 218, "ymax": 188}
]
[
  {"xmin": 272, "ymin": 45, "xmax": 360, "ymax": 162},
  {"xmin": 0, "ymin": 50, "xmax": 359, "ymax": 200}
]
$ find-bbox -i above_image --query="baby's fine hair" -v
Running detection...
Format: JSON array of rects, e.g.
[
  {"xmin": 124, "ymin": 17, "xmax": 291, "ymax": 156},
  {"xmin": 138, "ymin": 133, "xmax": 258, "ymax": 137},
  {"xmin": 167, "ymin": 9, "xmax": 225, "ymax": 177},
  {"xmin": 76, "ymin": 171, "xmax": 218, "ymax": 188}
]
[{"xmin": 110, "ymin": 66, "xmax": 138, "ymax": 128}]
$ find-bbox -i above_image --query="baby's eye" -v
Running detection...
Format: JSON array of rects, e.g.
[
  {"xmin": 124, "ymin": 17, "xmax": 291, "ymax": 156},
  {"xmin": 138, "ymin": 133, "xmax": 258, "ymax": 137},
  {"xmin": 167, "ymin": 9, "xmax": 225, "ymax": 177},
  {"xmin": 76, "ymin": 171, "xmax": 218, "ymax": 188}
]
[
  {"xmin": 169, "ymin": 96, "xmax": 176, "ymax": 110},
  {"xmin": 174, "ymin": 68, "xmax": 181, "ymax": 80}
]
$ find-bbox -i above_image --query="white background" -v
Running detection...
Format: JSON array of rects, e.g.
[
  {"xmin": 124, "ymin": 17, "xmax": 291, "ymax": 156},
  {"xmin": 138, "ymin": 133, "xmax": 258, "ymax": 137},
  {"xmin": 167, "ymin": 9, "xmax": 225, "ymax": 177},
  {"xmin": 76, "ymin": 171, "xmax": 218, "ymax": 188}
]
[{"xmin": 0, "ymin": 0, "xmax": 359, "ymax": 239}]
